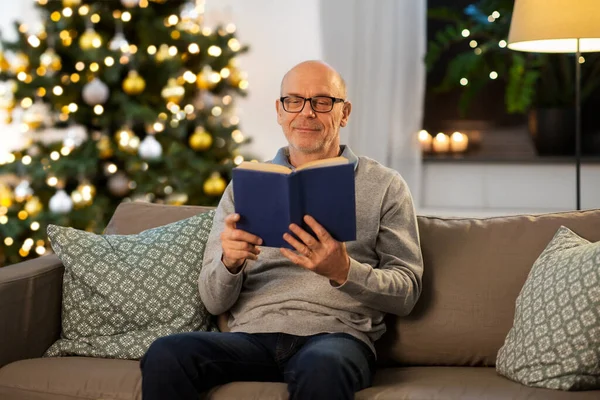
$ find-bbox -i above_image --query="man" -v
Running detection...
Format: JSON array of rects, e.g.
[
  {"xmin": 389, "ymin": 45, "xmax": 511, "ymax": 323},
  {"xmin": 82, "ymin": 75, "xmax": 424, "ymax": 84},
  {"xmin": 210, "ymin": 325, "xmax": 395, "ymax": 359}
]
[{"xmin": 140, "ymin": 60, "xmax": 423, "ymax": 399}]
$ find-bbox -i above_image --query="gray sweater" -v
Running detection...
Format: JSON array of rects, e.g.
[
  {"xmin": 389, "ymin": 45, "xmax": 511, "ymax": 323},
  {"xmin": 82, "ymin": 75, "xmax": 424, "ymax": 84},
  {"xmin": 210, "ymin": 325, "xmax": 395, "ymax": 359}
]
[{"xmin": 199, "ymin": 146, "xmax": 424, "ymax": 354}]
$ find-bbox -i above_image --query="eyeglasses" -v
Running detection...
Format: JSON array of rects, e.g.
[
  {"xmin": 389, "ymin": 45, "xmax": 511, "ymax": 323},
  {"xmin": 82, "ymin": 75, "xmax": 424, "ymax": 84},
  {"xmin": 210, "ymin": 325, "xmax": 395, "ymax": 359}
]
[{"xmin": 279, "ymin": 95, "xmax": 345, "ymax": 113}]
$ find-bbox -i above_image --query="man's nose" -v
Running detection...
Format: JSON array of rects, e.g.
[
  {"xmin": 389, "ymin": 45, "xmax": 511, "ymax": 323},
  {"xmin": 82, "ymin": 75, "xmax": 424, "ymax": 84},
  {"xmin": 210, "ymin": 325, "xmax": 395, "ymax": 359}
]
[{"xmin": 300, "ymin": 99, "xmax": 316, "ymax": 117}]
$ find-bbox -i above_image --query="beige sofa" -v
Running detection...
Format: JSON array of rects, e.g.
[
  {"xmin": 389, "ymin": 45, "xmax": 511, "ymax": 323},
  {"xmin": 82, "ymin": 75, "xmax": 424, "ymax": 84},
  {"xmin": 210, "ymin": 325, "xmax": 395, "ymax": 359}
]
[{"xmin": 1, "ymin": 202, "xmax": 599, "ymax": 399}]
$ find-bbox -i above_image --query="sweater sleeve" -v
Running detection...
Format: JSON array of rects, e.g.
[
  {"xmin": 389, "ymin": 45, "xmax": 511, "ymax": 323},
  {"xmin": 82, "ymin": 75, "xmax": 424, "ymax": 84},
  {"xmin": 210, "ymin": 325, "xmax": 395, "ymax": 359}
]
[
  {"xmin": 335, "ymin": 174, "xmax": 424, "ymax": 316},
  {"xmin": 199, "ymin": 183, "xmax": 246, "ymax": 315}
]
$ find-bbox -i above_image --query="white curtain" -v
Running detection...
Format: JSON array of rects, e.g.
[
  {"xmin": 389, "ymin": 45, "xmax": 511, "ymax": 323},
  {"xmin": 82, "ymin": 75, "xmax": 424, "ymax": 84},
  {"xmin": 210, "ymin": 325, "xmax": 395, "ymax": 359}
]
[{"xmin": 320, "ymin": 0, "xmax": 426, "ymax": 206}]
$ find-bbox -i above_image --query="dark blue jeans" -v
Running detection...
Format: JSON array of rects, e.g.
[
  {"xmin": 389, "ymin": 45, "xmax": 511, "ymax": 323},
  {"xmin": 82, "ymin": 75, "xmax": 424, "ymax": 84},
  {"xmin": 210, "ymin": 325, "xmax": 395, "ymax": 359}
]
[{"xmin": 140, "ymin": 331, "xmax": 376, "ymax": 400}]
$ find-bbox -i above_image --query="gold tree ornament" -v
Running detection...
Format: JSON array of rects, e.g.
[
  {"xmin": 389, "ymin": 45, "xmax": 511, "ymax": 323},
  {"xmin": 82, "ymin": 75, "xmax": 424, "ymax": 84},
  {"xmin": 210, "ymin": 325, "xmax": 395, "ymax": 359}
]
[
  {"xmin": 0, "ymin": 183, "xmax": 13, "ymax": 207},
  {"xmin": 122, "ymin": 70, "xmax": 146, "ymax": 95},
  {"xmin": 40, "ymin": 48, "xmax": 62, "ymax": 72},
  {"xmin": 161, "ymin": 78, "xmax": 185, "ymax": 103},
  {"xmin": 79, "ymin": 28, "xmax": 102, "ymax": 50},
  {"xmin": 189, "ymin": 126, "xmax": 212, "ymax": 150},
  {"xmin": 62, "ymin": 0, "xmax": 81, "ymax": 7},
  {"xmin": 96, "ymin": 135, "xmax": 113, "ymax": 158},
  {"xmin": 0, "ymin": 51, "xmax": 10, "ymax": 72},
  {"xmin": 203, "ymin": 172, "xmax": 226, "ymax": 196},
  {"xmin": 24, "ymin": 196, "xmax": 43, "ymax": 216}
]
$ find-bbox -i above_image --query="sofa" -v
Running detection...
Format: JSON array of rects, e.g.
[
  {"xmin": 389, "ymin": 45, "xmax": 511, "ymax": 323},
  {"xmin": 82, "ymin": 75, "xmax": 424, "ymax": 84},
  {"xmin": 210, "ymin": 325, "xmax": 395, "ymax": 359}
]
[{"xmin": 0, "ymin": 201, "xmax": 599, "ymax": 400}]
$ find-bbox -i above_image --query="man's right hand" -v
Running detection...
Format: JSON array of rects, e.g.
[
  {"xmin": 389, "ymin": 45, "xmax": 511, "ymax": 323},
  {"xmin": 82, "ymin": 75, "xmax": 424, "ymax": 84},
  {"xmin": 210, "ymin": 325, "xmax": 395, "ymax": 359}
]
[{"xmin": 221, "ymin": 213, "xmax": 262, "ymax": 272}]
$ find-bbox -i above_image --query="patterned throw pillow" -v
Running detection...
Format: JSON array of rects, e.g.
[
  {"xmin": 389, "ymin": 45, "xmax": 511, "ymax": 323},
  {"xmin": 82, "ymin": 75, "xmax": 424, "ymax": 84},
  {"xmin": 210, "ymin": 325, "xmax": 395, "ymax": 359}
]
[
  {"xmin": 45, "ymin": 210, "xmax": 217, "ymax": 360},
  {"xmin": 496, "ymin": 226, "xmax": 600, "ymax": 390}
]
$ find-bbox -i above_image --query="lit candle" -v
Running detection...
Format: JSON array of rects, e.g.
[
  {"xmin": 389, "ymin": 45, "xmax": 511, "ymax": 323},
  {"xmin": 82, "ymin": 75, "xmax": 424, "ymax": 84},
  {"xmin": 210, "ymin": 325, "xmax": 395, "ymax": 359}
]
[
  {"xmin": 432, "ymin": 133, "xmax": 450, "ymax": 153},
  {"xmin": 418, "ymin": 130, "xmax": 432, "ymax": 152},
  {"xmin": 450, "ymin": 131, "xmax": 469, "ymax": 153}
]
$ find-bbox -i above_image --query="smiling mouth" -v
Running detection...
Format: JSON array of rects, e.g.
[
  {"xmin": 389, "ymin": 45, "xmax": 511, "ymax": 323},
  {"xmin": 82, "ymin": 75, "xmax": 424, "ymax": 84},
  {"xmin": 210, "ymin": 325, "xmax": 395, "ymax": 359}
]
[{"xmin": 294, "ymin": 128, "xmax": 319, "ymax": 132}]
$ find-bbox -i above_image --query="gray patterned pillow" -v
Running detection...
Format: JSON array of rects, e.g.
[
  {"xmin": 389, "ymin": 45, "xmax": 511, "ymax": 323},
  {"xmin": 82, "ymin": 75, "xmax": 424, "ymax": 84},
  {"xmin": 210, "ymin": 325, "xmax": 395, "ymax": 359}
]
[
  {"xmin": 496, "ymin": 226, "xmax": 600, "ymax": 390},
  {"xmin": 45, "ymin": 209, "xmax": 217, "ymax": 360}
]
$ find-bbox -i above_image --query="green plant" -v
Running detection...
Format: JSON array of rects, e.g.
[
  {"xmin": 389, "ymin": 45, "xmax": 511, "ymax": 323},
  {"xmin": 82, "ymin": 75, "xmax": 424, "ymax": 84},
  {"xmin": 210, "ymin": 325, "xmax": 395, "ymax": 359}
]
[{"xmin": 426, "ymin": 0, "xmax": 600, "ymax": 116}]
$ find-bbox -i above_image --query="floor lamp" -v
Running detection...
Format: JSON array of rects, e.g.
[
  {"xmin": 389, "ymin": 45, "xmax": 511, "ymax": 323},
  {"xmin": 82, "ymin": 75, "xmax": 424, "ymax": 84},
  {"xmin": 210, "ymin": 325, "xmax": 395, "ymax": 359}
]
[{"xmin": 507, "ymin": 0, "xmax": 600, "ymax": 211}]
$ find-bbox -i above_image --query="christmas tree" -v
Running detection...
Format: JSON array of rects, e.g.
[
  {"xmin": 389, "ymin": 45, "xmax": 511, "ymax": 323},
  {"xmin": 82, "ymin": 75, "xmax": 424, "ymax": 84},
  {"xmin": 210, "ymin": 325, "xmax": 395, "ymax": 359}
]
[{"xmin": 0, "ymin": 0, "xmax": 250, "ymax": 267}]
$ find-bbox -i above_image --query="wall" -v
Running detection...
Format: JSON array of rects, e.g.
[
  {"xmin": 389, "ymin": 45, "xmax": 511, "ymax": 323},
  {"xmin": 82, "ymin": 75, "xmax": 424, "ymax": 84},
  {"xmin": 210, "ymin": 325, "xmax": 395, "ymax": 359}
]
[{"xmin": 203, "ymin": 0, "xmax": 323, "ymax": 161}]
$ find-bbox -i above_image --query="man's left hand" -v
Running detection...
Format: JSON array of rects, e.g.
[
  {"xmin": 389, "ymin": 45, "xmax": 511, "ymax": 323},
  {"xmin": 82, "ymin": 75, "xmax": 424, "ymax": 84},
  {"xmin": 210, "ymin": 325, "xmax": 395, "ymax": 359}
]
[{"xmin": 280, "ymin": 215, "xmax": 350, "ymax": 285}]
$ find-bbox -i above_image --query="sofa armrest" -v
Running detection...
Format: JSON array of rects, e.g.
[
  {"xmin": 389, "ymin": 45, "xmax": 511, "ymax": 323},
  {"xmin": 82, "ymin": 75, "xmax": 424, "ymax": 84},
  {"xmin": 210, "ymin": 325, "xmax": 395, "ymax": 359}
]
[{"xmin": 0, "ymin": 254, "xmax": 64, "ymax": 368}]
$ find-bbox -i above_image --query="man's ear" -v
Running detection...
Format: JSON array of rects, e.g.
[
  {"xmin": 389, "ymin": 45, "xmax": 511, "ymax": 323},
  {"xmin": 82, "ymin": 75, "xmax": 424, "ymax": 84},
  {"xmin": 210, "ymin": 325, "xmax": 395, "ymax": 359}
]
[
  {"xmin": 275, "ymin": 98, "xmax": 283, "ymax": 126},
  {"xmin": 340, "ymin": 101, "xmax": 352, "ymax": 127}
]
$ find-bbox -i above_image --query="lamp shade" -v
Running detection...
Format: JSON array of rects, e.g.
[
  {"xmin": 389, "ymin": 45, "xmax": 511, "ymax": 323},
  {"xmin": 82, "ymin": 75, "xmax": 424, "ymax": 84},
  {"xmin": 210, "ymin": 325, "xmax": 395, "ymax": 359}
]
[{"xmin": 508, "ymin": 0, "xmax": 600, "ymax": 53}]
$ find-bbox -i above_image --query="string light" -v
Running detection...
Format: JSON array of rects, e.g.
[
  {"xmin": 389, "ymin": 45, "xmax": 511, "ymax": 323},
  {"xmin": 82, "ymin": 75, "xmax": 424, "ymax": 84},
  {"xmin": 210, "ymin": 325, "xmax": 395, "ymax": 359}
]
[
  {"xmin": 53, "ymin": 86, "xmax": 63, "ymax": 95},
  {"xmin": 499, "ymin": 40, "xmax": 507, "ymax": 48},
  {"xmin": 460, "ymin": 78, "xmax": 468, "ymax": 86},
  {"xmin": 122, "ymin": 12, "xmax": 132, "ymax": 22},
  {"xmin": 461, "ymin": 29, "xmax": 470, "ymax": 37},
  {"xmin": 28, "ymin": 35, "xmax": 41, "ymax": 47},
  {"xmin": 183, "ymin": 71, "xmax": 197, "ymax": 83},
  {"xmin": 94, "ymin": 105, "xmax": 104, "ymax": 115},
  {"xmin": 62, "ymin": 8, "xmax": 73, "ymax": 18},
  {"xmin": 208, "ymin": 45, "xmax": 222, "ymax": 57},
  {"xmin": 492, "ymin": 11, "xmax": 500, "ymax": 18},
  {"xmin": 228, "ymin": 38, "xmax": 241, "ymax": 51},
  {"xmin": 188, "ymin": 43, "xmax": 200, "ymax": 54},
  {"xmin": 232, "ymin": 129, "xmax": 244, "ymax": 143},
  {"xmin": 469, "ymin": 40, "xmax": 477, "ymax": 48},
  {"xmin": 50, "ymin": 151, "xmax": 60, "ymax": 160},
  {"xmin": 488, "ymin": 15, "xmax": 495, "ymax": 22},
  {"xmin": 22, "ymin": 155, "xmax": 32, "ymax": 165},
  {"xmin": 489, "ymin": 71, "xmax": 498, "ymax": 80}
]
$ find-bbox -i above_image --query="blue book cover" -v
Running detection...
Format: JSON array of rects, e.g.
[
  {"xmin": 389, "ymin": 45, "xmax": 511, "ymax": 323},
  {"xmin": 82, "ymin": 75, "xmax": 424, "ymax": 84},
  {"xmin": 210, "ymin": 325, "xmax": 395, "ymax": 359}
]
[{"xmin": 232, "ymin": 158, "xmax": 356, "ymax": 248}]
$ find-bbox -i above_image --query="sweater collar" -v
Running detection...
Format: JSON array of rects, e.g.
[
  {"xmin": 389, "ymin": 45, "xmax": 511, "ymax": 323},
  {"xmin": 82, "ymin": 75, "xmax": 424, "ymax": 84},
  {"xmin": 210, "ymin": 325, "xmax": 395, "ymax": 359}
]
[{"xmin": 272, "ymin": 145, "xmax": 359, "ymax": 171}]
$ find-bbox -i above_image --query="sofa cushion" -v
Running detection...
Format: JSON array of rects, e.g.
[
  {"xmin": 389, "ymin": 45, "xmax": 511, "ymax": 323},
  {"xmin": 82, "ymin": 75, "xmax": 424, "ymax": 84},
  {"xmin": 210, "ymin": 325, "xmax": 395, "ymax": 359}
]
[
  {"xmin": 45, "ymin": 209, "xmax": 217, "ymax": 360},
  {"xmin": 104, "ymin": 201, "xmax": 214, "ymax": 235},
  {"xmin": 4, "ymin": 359, "xmax": 596, "ymax": 400},
  {"xmin": 0, "ymin": 357, "xmax": 141, "ymax": 400},
  {"xmin": 496, "ymin": 226, "xmax": 600, "ymax": 390},
  {"xmin": 375, "ymin": 209, "xmax": 600, "ymax": 368}
]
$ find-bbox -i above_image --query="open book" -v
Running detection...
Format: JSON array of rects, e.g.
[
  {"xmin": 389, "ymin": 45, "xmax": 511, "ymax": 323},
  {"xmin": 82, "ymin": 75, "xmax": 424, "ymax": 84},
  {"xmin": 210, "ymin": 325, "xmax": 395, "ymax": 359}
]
[{"xmin": 232, "ymin": 156, "xmax": 356, "ymax": 248}]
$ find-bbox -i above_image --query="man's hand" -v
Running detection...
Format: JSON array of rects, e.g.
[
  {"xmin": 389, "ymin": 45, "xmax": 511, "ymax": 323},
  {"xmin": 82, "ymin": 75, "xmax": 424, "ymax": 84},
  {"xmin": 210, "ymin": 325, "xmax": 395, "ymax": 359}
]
[
  {"xmin": 280, "ymin": 215, "xmax": 350, "ymax": 285},
  {"xmin": 221, "ymin": 213, "xmax": 262, "ymax": 272}
]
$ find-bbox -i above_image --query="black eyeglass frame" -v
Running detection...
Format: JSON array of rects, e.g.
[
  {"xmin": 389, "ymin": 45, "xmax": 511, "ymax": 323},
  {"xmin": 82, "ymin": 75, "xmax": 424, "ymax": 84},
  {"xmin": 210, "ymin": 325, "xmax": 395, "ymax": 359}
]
[{"xmin": 279, "ymin": 95, "xmax": 346, "ymax": 113}]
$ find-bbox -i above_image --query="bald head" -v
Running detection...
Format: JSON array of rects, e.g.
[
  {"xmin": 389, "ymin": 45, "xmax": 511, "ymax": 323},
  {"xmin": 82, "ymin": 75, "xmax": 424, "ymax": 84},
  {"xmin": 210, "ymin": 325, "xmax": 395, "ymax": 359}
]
[{"xmin": 280, "ymin": 60, "xmax": 347, "ymax": 98}]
